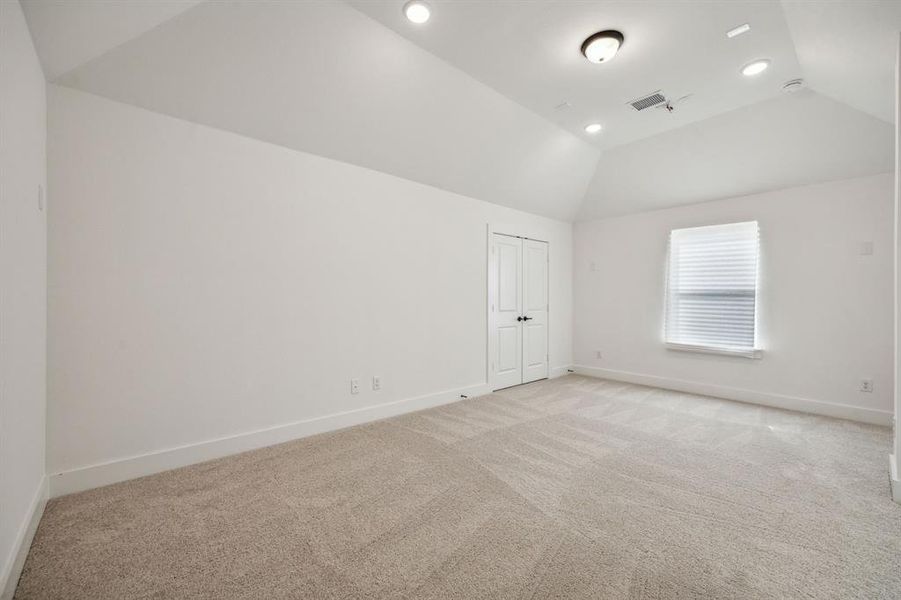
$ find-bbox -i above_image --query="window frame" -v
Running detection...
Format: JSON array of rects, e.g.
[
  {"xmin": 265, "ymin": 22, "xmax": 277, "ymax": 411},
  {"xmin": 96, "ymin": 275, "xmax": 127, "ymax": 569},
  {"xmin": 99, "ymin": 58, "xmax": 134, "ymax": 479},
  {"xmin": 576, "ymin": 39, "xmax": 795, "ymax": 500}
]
[{"xmin": 663, "ymin": 221, "xmax": 762, "ymax": 359}]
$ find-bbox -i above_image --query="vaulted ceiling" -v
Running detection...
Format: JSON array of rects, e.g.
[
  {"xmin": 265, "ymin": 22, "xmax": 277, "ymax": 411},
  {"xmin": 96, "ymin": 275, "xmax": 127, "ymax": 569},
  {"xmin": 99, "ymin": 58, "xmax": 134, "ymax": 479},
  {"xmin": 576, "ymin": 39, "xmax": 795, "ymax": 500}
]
[
  {"xmin": 350, "ymin": 0, "xmax": 805, "ymax": 151},
  {"xmin": 579, "ymin": 90, "xmax": 893, "ymax": 219},
  {"xmin": 21, "ymin": 0, "xmax": 901, "ymax": 221},
  {"xmin": 19, "ymin": 0, "xmax": 203, "ymax": 80}
]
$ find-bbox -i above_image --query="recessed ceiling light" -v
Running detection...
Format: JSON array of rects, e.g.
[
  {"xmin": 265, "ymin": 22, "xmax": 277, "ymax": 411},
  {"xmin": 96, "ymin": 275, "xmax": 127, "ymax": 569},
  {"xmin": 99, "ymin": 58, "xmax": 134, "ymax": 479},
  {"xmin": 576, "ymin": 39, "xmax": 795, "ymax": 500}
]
[
  {"xmin": 403, "ymin": 1, "xmax": 430, "ymax": 24},
  {"xmin": 726, "ymin": 23, "xmax": 751, "ymax": 38},
  {"xmin": 741, "ymin": 59, "xmax": 770, "ymax": 76},
  {"xmin": 584, "ymin": 123, "xmax": 602, "ymax": 134},
  {"xmin": 581, "ymin": 30, "xmax": 624, "ymax": 64}
]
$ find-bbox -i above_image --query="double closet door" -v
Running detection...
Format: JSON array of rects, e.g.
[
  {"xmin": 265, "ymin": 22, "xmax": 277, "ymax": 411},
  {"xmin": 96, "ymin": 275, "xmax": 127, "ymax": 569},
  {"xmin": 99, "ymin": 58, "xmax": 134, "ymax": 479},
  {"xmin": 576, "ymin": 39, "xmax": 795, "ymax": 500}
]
[{"xmin": 490, "ymin": 233, "xmax": 549, "ymax": 390}]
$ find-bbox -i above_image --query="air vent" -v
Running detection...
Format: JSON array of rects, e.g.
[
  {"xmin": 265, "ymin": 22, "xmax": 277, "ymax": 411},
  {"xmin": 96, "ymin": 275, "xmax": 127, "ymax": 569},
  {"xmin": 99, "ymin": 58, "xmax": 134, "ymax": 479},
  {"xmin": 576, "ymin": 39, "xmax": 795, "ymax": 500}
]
[{"xmin": 629, "ymin": 91, "xmax": 666, "ymax": 112}]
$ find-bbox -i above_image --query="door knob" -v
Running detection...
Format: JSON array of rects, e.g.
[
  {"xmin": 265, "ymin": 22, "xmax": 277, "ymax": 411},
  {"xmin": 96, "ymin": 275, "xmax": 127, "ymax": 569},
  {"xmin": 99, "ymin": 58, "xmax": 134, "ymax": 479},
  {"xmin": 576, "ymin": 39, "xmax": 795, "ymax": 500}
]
[
  {"xmin": 523, "ymin": 316, "xmax": 533, "ymax": 321},
  {"xmin": 517, "ymin": 316, "xmax": 524, "ymax": 321}
]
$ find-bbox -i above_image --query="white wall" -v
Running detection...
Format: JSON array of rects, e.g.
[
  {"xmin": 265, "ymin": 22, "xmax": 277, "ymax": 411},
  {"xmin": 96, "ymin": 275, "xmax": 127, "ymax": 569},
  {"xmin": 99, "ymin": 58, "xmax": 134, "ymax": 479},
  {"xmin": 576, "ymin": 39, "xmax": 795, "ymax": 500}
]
[
  {"xmin": 892, "ymin": 32, "xmax": 900, "ymax": 501},
  {"xmin": 574, "ymin": 174, "xmax": 894, "ymax": 424},
  {"xmin": 0, "ymin": 0, "xmax": 47, "ymax": 595},
  {"xmin": 47, "ymin": 86, "xmax": 573, "ymax": 493}
]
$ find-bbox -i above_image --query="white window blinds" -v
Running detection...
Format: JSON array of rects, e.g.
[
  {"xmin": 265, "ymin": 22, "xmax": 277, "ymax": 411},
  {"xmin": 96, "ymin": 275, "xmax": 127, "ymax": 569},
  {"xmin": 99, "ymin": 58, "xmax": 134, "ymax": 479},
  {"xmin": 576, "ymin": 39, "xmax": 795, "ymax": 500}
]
[{"xmin": 665, "ymin": 221, "xmax": 760, "ymax": 356}]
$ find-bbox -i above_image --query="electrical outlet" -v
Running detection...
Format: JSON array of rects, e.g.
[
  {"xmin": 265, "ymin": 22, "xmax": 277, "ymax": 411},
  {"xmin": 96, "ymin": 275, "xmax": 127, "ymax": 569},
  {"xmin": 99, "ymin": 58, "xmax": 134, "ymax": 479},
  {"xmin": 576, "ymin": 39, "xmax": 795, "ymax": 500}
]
[
  {"xmin": 372, "ymin": 376, "xmax": 381, "ymax": 391},
  {"xmin": 860, "ymin": 379, "xmax": 874, "ymax": 393},
  {"xmin": 596, "ymin": 351, "xmax": 603, "ymax": 359},
  {"xmin": 351, "ymin": 379, "xmax": 360, "ymax": 394}
]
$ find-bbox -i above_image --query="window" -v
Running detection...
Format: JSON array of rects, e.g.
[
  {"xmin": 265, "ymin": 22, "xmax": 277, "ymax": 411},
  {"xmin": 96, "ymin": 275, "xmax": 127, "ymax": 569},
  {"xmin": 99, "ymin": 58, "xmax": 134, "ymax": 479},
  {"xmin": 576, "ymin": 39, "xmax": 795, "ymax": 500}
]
[{"xmin": 665, "ymin": 221, "xmax": 761, "ymax": 357}]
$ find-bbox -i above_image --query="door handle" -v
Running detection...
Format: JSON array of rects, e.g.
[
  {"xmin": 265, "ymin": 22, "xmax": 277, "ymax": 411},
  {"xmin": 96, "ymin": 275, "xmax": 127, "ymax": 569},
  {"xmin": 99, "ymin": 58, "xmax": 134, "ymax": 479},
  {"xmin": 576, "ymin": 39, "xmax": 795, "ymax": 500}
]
[
  {"xmin": 516, "ymin": 316, "xmax": 524, "ymax": 322},
  {"xmin": 522, "ymin": 316, "xmax": 533, "ymax": 321}
]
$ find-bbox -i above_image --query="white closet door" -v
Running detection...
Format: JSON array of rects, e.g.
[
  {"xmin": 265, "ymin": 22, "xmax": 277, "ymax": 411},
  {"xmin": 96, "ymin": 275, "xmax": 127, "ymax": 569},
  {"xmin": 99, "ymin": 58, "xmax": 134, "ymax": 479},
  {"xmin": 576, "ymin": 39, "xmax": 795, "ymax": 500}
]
[
  {"xmin": 521, "ymin": 239, "xmax": 549, "ymax": 383},
  {"xmin": 491, "ymin": 234, "xmax": 523, "ymax": 390}
]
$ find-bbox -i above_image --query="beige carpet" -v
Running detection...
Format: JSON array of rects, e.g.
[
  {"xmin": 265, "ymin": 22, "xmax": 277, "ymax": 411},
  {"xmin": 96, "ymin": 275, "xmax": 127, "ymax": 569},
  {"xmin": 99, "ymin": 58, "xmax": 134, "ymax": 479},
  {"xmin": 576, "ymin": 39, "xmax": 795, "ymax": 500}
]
[{"xmin": 15, "ymin": 375, "xmax": 901, "ymax": 599}]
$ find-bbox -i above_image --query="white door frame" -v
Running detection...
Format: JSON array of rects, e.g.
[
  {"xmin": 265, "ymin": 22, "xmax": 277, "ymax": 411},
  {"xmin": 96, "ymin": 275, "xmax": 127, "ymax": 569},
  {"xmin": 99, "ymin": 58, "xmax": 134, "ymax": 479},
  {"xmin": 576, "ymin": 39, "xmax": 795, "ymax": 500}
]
[{"xmin": 487, "ymin": 224, "xmax": 550, "ymax": 390}]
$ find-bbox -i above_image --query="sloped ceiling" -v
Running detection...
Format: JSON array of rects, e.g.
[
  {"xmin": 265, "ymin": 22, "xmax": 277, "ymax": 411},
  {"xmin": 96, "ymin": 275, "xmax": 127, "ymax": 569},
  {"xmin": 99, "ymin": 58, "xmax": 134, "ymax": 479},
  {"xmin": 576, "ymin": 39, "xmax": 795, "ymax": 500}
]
[
  {"xmin": 26, "ymin": 0, "xmax": 599, "ymax": 221},
  {"xmin": 20, "ymin": 0, "xmax": 202, "ymax": 80},
  {"xmin": 781, "ymin": 0, "xmax": 899, "ymax": 124},
  {"xmin": 349, "ymin": 0, "xmax": 804, "ymax": 151},
  {"xmin": 578, "ymin": 90, "xmax": 894, "ymax": 220},
  {"xmin": 20, "ymin": 0, "xmax": 901, "ymax": 222}
]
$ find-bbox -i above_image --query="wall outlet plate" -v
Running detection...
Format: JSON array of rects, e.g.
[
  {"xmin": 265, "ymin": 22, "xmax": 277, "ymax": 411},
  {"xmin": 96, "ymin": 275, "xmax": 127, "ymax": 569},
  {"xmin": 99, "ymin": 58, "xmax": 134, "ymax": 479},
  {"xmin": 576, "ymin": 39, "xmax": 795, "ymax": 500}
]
[
  {"xmin": 351, "ymin": 379, "xmax": 360, "ymax": 394},
  {"xmin": 860, "ymin": 379, "xmax": 874, "ymax": 393},
  {"xmin": 372, "ymin": 376, "xmax": 381, "ymax": 391}
]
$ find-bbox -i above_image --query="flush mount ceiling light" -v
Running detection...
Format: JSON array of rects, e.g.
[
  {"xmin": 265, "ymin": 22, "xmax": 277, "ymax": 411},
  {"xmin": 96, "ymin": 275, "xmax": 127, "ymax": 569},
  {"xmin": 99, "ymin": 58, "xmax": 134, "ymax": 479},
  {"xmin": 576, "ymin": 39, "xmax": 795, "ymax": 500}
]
[
  {"xmin": 581, "ymin": 30, "xmax": 624, "ymax": 64},
  {"xmin": 741, "ymin": 59, "xmax": 770, "ymax": 76},
  {"xmin": 403, "ymin": 1, "xmax": 430, "ymax": 24},
  {"xmin": 584, "ymin": 123, "xmax": 603, "ymax": 134}
]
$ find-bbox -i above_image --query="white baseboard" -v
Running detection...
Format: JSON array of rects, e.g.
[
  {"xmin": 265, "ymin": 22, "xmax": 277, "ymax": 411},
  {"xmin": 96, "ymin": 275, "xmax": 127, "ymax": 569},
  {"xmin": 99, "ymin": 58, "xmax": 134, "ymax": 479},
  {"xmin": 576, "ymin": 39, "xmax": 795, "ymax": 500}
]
[
  {"xmin": 891, "ymin": 455, "xmax": 901, "ymax": 504},
  {"xmin": 1, "ymin": 476, "xmax": 48, "ymax": 600},
  {"xmin": 571, "ymin": 365, "xmax": 893, "ymax": 426},
  {"xmin": 50, "ymin": 382, "xmax": 490, "ymax": 499},
  {"xmin": 549, "ymin": 365, "xmax": 572, "ymax": 379}
]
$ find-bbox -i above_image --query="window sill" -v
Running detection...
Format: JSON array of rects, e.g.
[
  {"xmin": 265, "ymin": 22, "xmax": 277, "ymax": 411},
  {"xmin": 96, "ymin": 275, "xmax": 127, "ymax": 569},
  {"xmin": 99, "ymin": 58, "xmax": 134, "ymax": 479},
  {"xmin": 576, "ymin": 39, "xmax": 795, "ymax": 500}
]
[{"xmin": 665, "ymin": 342, "xmax": 762, "ymax": 359}]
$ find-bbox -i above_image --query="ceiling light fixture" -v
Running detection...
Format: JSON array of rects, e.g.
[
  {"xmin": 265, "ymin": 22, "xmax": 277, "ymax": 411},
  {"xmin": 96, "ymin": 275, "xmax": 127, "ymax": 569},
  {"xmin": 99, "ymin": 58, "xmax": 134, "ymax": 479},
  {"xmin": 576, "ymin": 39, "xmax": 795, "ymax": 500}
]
[
  {"xmin": 584, "ymin": 123, "xmax": 602, "ymax": 134},
  {"xmin": 741, "ymin": 59, "xmax": 770, "ymax": 76},
  {"xmin": 581, "ymin": 30, "xmax": 624, "ymax": 64},
  {"xmin": 726, "ymin": 23, "xmax": 751, "ymax": 38},
  {"xmin": 403, "ymin": 1, "xmax": 430, "ymax": 24}
]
